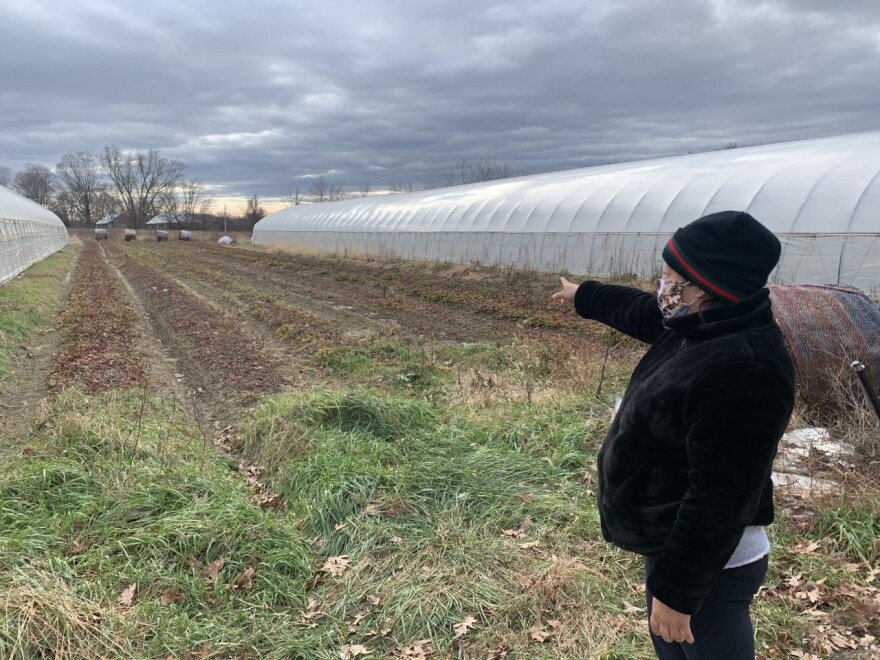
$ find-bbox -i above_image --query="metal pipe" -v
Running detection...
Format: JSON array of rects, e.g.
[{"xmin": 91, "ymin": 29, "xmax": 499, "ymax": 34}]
[{"xmin": 851, "ymin": 361, "xmax": 880, "ymax": 423}]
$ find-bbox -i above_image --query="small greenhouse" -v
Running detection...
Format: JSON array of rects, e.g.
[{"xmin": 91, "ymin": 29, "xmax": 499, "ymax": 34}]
[
  {"xmin": 0, "ymin": 185, "xmax": 68, "ymax": 286},
  {"xmin": 253, "ymin": 132, "xmax": 880, "ymax": 291}
]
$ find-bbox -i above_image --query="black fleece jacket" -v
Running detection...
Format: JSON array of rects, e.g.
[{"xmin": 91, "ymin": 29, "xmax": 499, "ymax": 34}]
[{"xmin": 575, "ymin": 281, "xmax": 795, "ymax": 615}]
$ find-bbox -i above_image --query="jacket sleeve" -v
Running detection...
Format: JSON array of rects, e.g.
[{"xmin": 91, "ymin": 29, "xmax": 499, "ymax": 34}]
[
  {"xmin": 645, "ymin": 361, "xmax": 794, "ymax": 615},
  {"xmin": 574, "ymin": 281, "xmax": 664, "ymax": 344}
]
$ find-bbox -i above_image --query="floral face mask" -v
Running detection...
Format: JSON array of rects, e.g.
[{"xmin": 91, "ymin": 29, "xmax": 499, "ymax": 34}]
[{"xmin": 657, "ymin": 279, "xmax": 692, "ymax": 318}]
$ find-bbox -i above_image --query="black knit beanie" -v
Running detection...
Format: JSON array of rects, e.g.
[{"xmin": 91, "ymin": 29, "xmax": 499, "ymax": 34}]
[{"xmin": 661, "ymin": 211, "xmax": 781, "ymax": 303}]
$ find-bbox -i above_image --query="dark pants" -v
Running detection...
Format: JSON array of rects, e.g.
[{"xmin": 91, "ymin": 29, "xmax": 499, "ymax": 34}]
[{"xmin": 644, "ymin": 555, "xmax": 768, "ymax": 660}]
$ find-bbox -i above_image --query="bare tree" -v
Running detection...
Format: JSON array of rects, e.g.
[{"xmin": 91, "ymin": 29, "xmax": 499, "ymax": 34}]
[
  {"xmin": 284, "ymin": 186, "xmax": 302, "ymax": 206},
  {"xmin": 356, "ymin": 181, "xmax": 372, "ymax": 198},
  {"xmin": 48, "ymin": 189, "xmax": 75, "ymax": 225},
  {"xmin": 437, "ymin": 159, "xmax": 525, "ymax": 187},
  {"xmin": 245, "ymin": 193, "xmax": 266, "ymax": 226},
  {"xmin": 328, "ymin": 183, "xmax": 346, "ymax": 202},
  {"xmin": 14, "ymin": 164, "xmax": 55, "ymax": 206},
  {"xmin": 309, "ymin": 175, "xmax": 328, "ymax": 202},
  {"xmin": 93, "ymin": 188, "xmax": 120, "ymax": 222},
  {"xmin": 101, "ymin": 145, "xmax": 185, "ymax": 228},
  {"xmin": 161, "ymin": 179, "xmax": 213, "ymax": 228},
  {"xmin": 441, "ymin": 168, "xmax": 459, "ymax": 188},
  {"xmin": 388, "ymin": 179, "xmax": 415, "ymax": 193},
  {"xmin": 56, "ymin": 152, "xmax": 105, "ymax": 226},
  {"xmin": 0, "ymin": 166, "xmax": 12, "ymax": 188}
]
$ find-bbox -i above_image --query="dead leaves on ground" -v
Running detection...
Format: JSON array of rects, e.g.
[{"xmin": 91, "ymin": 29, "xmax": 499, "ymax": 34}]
[
  {"xmin": 758, "ymin": 541, "xmax": 880, "ymax": 656},
  {"xmin": 322, "ymin": 555, "xmax": 352, "ymax": 577},
  {"xmin": 529, "ymin": 618, "xmax": 561, "ymax": 643},
  {"xmin": 160, "ymin": 588, "xmax": 186, "ymax": 606},
  {"xmin": 339, "ymin": 644, "xmax": 371, "ymax": 658},
  {"xmin": 240, "ymin": 464, "xmax": 285, "ymax": 511},
  {"xmin": 453, "ymin": 615, "xmax": 477, "ymax": 639},
  {"xmin": 501, "ymin": 515, "xmax": 541, "ymax": 550},
  {"xmin": 117, "ymin": 583, "xmax": 136, "ymax": 607}
]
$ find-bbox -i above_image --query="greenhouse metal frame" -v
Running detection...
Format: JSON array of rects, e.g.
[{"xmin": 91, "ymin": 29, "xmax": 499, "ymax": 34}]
[
  {"xmin": 254, "ymin": 131, "xmax": 880, "ymax": 292},
  {"xmin": 0, "ymin": 185, "xmax": 69, "ymax": 286}
]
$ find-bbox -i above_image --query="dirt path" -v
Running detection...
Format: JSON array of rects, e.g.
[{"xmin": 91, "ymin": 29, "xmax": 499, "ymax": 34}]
[
  {"xmin": 97, "ymin": 242, "xmax": 204, "ymax": 421},
  {"xmin": 0, "ymin": 240, "xmax": 81, "ymax": 442}
]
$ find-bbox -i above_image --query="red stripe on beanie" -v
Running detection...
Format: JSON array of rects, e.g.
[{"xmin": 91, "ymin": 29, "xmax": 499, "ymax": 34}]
[{"xmin": 666, "ymin": 239, "xmax": 742, "ymax": 303}]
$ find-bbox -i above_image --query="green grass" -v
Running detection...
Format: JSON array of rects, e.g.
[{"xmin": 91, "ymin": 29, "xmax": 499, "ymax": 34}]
[
  {"xmin": 0, "ymin": 245, "xmax": 76, "ymax": 381},
  {"xmin": 0, "ymin": 389, "xmax": 319, "ymax": 659},
  {"xmin": 809, "ymin": 504, "xmax": 880, "ymax": 563},
  {"xmin": 238, "ymin": 388, "xmax": 655, "ymax": 657}
]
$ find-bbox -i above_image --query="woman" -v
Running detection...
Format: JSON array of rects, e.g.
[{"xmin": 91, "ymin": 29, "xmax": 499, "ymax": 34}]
[{"xmin": 553, "ymin": 211, "xmax": 795, "ymax": 659}]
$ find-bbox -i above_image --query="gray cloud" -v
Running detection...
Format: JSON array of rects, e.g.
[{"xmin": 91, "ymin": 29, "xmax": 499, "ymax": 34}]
[{"xmin": 1, "ymin": 0, "xmax": 879, "ymax": 204}]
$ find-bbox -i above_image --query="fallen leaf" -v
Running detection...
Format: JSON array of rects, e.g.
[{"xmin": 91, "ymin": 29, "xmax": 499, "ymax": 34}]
[
  {"xmin": 829, "ymin": 633, "xmax": 858, "ymax": 650},
  {"xmin": 322, "ymin": 555, "xmax": 352, "ymax": 577},
  {"xmin": 339, "ymin": 644, "xmax": 371, "ymax": 658},
  {"xmin": 792, "ymin": 540, "xmax": 821, "ymax": 554},
  {"xmin": 622, "ymin": 601, "xmax": 642, "ymax": 614},
  {"xmin": 160, "ymin": 588, "xmax": 186, "ymax": 606},
  {"xmin": 232, "ymin": 567, "xmax": 255, "ymax": 591},
  {"xmin": 301, "ymin": 598, "xmax": 325, "ymax": 623},
  {"xmin": 518, "ymin": 541, "xmax": 540, "ymax": 549},
  {"xmin": 67, "ymin": 538, "xmax": 87, "ymax": 556},
  {"xmin": 453, "ymin": 615, "xmax": 477, "ymax": 638},
  {"xmin": 117, "ymin": 584, "xmax": 136, "ymax": 607},
  {"xmin": 501, "ymin": 529, "xmax": 523, "ymax": 538},
  {"xmin": 334, "ymin": 523, "xmax": 348, "ymax": 532},
  {"xmin": 206, "ymin": 558, "xmax": 225, "ymax": 584},
  {"xmin": 529, "ymin": 622, "xmax": 550, "ymax": 642},
  {"xmin": 399, "ymin": 639, "xmax": 432, "ymax": 658},
  {"xmin": 257, "ymin": 492, "xmax": 284, "ymax": 510}
]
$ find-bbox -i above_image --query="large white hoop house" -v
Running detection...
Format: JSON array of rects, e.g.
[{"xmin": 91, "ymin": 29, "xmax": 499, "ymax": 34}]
[
  {"xmin": 253, "ymin": 132, "xmax": 880, "ymax": 291},
  {"xmin": 0, "ymin": 185, "xmax": 68, "ymax": 286}
]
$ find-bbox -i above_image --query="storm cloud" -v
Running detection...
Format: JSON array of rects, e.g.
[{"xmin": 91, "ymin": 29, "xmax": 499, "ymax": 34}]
[{"xmin": 2, "ymin": 0, "xmax": 879, "ymax": 205}]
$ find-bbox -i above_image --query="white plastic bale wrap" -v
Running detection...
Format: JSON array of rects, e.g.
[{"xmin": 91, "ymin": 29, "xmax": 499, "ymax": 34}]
[
  {"xmin": 253, "ymin": 132, "xmax": 880, "ymax": 292},
  {"xmin": 0, "ymin": 186, "xmax": 68, "ymax": 286}
]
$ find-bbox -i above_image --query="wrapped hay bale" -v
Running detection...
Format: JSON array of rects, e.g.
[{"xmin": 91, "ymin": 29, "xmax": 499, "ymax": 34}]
[
  {"xmin": 124, "ymin": 229, "xmax": 137, "ymax": 242},
  {"xmin": 178, "ymin": 230, "xmax": 193, "ymax": 241},
  {"xmin": 218, "ymin": 235, "xmax": 235, "ymax": 245},
  {"xmin": 156, "ymin": 230, "xmax": 169, "ymax": 242},
  {"xmin": 94, "ymin": 228, "xmax": 108, "ymax": 240},
  {"xmin": 769, "ymin": 284, "xmax": 880, "ymax": 418}
]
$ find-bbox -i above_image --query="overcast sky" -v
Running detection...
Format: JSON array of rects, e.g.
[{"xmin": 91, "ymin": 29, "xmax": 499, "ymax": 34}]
[{"xmin": 2, "ymin": 0, "xmax": 879, "ymax": 210}]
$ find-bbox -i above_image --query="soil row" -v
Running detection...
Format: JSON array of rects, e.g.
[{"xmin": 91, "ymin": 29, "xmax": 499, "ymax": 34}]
[
  {"xmin": 53, "ymin": 241, "xmax": 148, "ymax": 393},
  {"xmin": 195, "ymin": 241, "xmax": 585, "ymax": 326},
  {"xmin": 124, "ymin": 241, "xmax": 626, "ymax": 360},
  {"xmin": 103, "ymin": 243, "xmax": 286, "ymax": 411}
]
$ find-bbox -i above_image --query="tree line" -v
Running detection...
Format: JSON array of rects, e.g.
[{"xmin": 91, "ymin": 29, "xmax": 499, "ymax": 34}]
[
  {"xmin": 1, "ymin": 150, "xmax": 525, "ymax": 224},
  {"xmin": 285, "ymin": 159, "xmax": 525, "ymax": 207},
  {"xmin": 0, "ymin": 147, "xmax": 228, "ymax": 229}
]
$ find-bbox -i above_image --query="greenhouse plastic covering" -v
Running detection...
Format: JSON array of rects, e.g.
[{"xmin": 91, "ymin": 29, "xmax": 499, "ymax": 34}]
[
  {"xmin": 0, "ymin": 185, "xmax": 68, "ymax": 286},
  {"xmin": 254, "ymin": 132, "xmax": 880, "ymax": 292}
]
